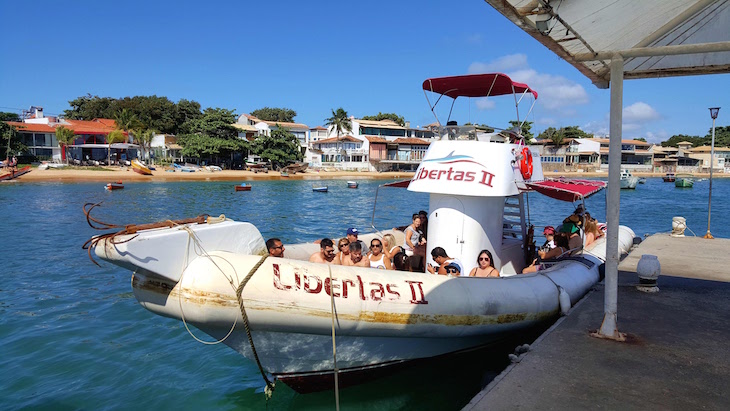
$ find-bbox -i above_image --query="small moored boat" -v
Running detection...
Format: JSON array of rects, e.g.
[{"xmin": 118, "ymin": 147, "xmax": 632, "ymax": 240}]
[
  {"xmin": 131, "ymin": 160, "xmax": 153, "ymax": 176},
  {"xmin": 312, "ymin": 185, "xmax": 328, "ymax": 192},
  {"xmin": 663, "ymin": 173, "xmax": 676, "ymax": 182},
  {"xmin": 235, "ymin": 183, "xmax": 252, "ymax": 192},
  {"xmin": 105, "ymin": 181, "xmax": 124, "ymax": 190},
  {"xmin": 347, "ymin": 181, "xmax": 359, "ymax": 189},
  {"xmin": 619, "ymin": 169, "xmax": 639, "ymax": 189},
  {"xmin": 675, "ymin": 174, "xmax": 694, "ymax": 188}
]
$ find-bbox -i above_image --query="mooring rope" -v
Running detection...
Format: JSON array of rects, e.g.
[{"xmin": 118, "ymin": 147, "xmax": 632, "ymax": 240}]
[
  {"xmin": 235, "ymin": 254, "xmax": 276, "ymax": 396},
  {"xmin": 328, "ymin": 265, "xmax": 341, "ymax": 411}
]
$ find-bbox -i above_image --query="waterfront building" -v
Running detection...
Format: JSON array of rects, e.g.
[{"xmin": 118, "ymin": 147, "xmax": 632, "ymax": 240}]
[
  {"xmin": 687, "ymin": 145, "xmax": 730, "ymax": 173},
  {"xmin": 150, "ymin": 134, "xmax": 183, "ymax": 162},
  {"xmin": 4, "ymin": 106, "xmax": 134, "ymax": 164}
]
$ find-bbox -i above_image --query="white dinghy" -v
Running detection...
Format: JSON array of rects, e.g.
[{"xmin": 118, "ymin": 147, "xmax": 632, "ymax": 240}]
[{"xmin": 87, "ymin": 73, "xmax": 635, "ymax": 393}]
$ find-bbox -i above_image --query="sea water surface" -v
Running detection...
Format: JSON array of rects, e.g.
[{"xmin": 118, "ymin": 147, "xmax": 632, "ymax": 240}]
[{"xmin": 1, "ymin": 177, "xmax": 729, "ymax": 410}]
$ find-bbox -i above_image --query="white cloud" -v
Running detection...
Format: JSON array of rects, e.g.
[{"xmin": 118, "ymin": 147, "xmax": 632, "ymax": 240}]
[
  {"xmin": 509, "ymin": 69, "xmax": 589, "ymax": 111},
  {"xmin": 475, "ymin": 98, "xmax": 495, "ymax": 110},
  {"xmin": 623, "ymin": 102, "xmax": 660, "ymax": 122},
  {"xmin": 644, "ymin": 130, "xmax": 668, "ymax": 144},
  {"xmin": 468, "ymin": 54, "xmax": 528, "ymax": 74}
]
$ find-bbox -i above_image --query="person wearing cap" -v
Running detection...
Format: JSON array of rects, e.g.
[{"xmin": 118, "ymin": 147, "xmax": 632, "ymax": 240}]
[
  {"xmin": 266, "ymin": 238, "xmax": 285, "ymax": 258},
  {"xmin": 522, "ymin": 232, "xmax": 570, "ymax": 274},
  {"xmin": 427, "ymin": 247, "xmax": 464, "ymax": 277},
  {"xmin": 560, "ymin": 215, "xmax": 583, "ymax": 252},
  {"xmin": 309, "ymin": 238, "xmax": 340, "ymax": 264},
  {"xmin": 346, "ymin": 227, "xmax": 366, "ymax": 250},
  {"xmin": 541, "ymin": 226, "xmax": 556, "ymax": 252}
]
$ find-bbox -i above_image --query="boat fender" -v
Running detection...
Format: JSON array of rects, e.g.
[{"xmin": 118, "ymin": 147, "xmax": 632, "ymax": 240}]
[
  {"xmin": 207, "ymin": 214, "xmax": 227, "ymax": 224},
  {"xmin": 558, "ymin": 286, "xmax": 571, "ymax": 315}
]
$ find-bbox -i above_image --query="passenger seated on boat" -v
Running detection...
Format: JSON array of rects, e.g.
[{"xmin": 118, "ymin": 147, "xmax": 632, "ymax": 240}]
[
  {"xmin": 584, "ymin": 219, "xmax": 603, "ymax": 248},
  {"xmin": 309, "ymin": 238, "xmax": 340, "ymax": 265},
  {"xmin": 346, "ymin": 227, "xmax": 365, "ymax": 251},
  {"xmin": 469, "ymin": 250, "xmax": 500, "ymax": 278},
  {"xmin": 560, "ymin": 216, "xmax": 583, "ymax": 252},
  {"xmin": 382, "ymin": 234, "xmax": 402, "ymax": 263},
  {"xmin": 342, "ymin": 241, "xmax": 370, "ymax": 267},
  {"xmin": 427, "ymin": 247, "xmax": 464, "ymax": 277},
  {"xmin": 418, "ymin": 210, "xmax": 428, "ymax": 241},
  {"xmin": 522, "ymin": 232, "xmax": 570, "ymax": 274},
  {"xmin": 335, "ymin": 237, "xmax": 350, "ymax": 265},
  {"xmin": 266, "ymin": 238, "xmax": 285, "ymax": 258},
  {"xmin": 539, "ymin": 226, "xmax": 556, "ymax": 253},
  {"xmin": 392, "ymin": 252, "xmax": 412, "ymax": 272},
  {"xmin": 403, "ymin": 214, "xmax": 425, "ymax": 256},
  {"xmin": 367, "ymin": 239, "xmax": 392, "ymax": 270}
]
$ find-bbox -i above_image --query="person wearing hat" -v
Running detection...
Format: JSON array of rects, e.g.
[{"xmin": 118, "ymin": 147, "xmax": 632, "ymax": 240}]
[
  {"xmin": 540, "ymin": 226, "xmax": 556, "ymax": 252},
  {"xmin": 560, "ymin": 216, "xmax": 583, "ymax": 252},
  {"xmin": 346, "ymin": 227, "xmax": 365, "ymax": 250},
  {"xmin": 522, "ymin": 232, "xmax": 570, "ymax": 274}
]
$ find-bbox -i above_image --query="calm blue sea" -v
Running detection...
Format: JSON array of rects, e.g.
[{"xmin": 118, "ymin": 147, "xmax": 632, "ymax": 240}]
[{"xmin": 1, "ymin": 177, "xmax": 728, "ymax": 410}]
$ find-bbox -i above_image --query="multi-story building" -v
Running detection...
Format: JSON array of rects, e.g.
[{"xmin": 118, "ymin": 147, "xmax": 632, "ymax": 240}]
[{"xmin": 688, "ymin": 145, "xmax": 730, "ymax": 172}]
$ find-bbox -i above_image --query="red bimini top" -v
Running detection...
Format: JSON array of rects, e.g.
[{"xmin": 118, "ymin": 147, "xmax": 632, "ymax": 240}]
[
  {"xmin": 524, "ymin": 178, "xmax": 607, "ymax": 202},
  {"xmin": 422, "ymin": 73, "xmax": 538, "ymax": 100}
]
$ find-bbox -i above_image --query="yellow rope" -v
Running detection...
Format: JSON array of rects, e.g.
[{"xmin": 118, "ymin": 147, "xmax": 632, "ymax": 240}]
[{"xmin": 328, "ymin": 265, "xmax": 340, "ymax": 410}]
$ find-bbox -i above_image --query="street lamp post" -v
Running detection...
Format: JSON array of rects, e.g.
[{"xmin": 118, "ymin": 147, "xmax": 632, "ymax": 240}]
[{"xmin": 704, "ymin": 107, "xmax": 720, "ymax": 239}]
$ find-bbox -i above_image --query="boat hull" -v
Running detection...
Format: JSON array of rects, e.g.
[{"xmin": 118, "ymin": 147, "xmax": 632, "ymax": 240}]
[
  {"xmin": 235, "ymin": 185, "xmax": 251, "ymax": 191},
  {"xmin": 105, "ymin": 183, "xmax": 124, "ymax": 190},
  {"xmin": 0, "ymin": 165, "xmax": 32, "ymax": 181},
  {"xmin": 675, "ymin": 178, "xmax": 693, "ymax": 188},
  {"xmin": 131, "ymin": 160, "xmax": 152, "ymax": 175},
  {"xmin": 620, "ymin": 176, "xmax": 638, "ymax": 189},
  {"xmin": 93, "ymin": 220, "xmax": 604, "ymax": 392}
]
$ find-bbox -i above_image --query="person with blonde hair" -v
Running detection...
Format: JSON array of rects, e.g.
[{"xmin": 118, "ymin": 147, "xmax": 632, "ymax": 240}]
[
  {"xmin": 584, "ymin": 218, "xmax": 603, "ymax": 247},
  {"xmin": 335, "ymin": 237, "xmax": 350, "ymax": 265},
  {"xmin": 382, "ymin": 233, "xmax": 402, "ymax": 263}
]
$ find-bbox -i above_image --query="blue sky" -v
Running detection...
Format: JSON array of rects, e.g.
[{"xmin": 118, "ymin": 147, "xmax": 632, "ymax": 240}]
[{"xmin": 1, "ymin": 0, "xmax": 728, "ymax": 143}]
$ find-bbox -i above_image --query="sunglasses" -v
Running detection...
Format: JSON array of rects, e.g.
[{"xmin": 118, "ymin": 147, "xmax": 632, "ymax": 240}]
[
  {"xmin": 371, "ymin": 243, "xmax": 382, "ymax": 248},
  {"xmin": 325, "ymin": 249, "xmax": 335, "ymax": 254},
  {"xmin": 479, "ymin": 257, "xmax": 490, "ymax": 261},
  {"xmin": 339, "ymin": 244, "xmax": 349, "ymax": 249},
  {"xmin": 272, "ymin": 245, "xmax": 284, "ymax": 250}
]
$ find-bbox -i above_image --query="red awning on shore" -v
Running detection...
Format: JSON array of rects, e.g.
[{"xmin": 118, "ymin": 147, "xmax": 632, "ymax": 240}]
[{"xmin": 524, "ymin": 178, "xmax": 606, "ymax": 202}]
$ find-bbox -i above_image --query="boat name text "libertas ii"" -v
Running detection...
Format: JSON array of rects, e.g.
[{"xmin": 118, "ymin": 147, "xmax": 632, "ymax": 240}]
[
  {"xmin": 272, "ymin": 263, "xmax": 428, "ymax": 304},
  {"xmin": 411, "ymin": 166, "xmax": 495, "ymax": 187}
]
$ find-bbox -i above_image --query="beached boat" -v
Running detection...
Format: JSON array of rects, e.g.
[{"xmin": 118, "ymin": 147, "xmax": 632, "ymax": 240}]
[
  {"xmin": 282, "ymin": 162, "xmax": 309, "ymax": 174},
  {"xmin": 235, "ymin": 183, "xmax": 252, "ymax": 192},
  {"xmin": 312, "ymin": 185, "xmax": 328, "ymax": 192},
  {"xmin": 347, "ymin": 181, "xmax": 359, "ymax": 189},
  {"xmin": 105, "ymin": 181, "xmax": 124, "ymax": 190},
  {"xmin": 131, "ymin": 160, "xmax": 153, "ymax": 176},
  {"xmin": 205, "ymin": 165, "xmax": 222, "ymax": 172},
  {"xmin": 0, "ymin": 165, "xmax": 32, "ymax": 181},
  {"xmin": 675, "ymin": 175, "xmax": 694, "ymax": 188},
  {"xmin": 87, "ymin": 73, "xmax": 635, "ymax": 393},
  {"xmin": 280, "ymin": 172, "xmax": 289, "ymax": 177},
  {"xmin": 619, "ymin": 169, "xmax": 639, "ymax": 189},
  {"xmin": 663, "ymin": 173, "xmax": 676, "ymax": 182},
  {"xmin": 173, "ymin": 163, "xmax": 197, "ymax": 173}
]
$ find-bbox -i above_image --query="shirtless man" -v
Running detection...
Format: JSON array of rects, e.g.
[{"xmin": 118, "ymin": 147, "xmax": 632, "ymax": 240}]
[
  {"xmin": 309, "ymin": 238, "xmax": 340, "ymax": 264},
  {"xmin": 266, "ymin": 238, "xmax": 285, "ymax": 258},
  {"xmin": 341, "ymin": 242, "xmax": 370, "ymax": 267}
]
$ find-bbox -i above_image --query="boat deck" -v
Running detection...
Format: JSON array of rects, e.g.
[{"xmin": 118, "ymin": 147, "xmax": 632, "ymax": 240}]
[{"xmin": 465, "ymin": 234, "xmax": 730, "ymax": 410}]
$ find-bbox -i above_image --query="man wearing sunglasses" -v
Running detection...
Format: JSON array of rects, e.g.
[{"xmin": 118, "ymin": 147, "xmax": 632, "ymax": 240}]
[
  {"xmin": 266, "ymin": 238, "xmax": 285, "ymax": 258},
  {"xmin": 309, "ymin": 238, "xmax": 341, "ymax": 264}
]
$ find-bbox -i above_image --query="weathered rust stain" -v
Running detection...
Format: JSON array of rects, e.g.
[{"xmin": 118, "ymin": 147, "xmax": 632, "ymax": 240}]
[{"xmin": 132, "ymin": 275, "xmax": 560, "ymax": 326}]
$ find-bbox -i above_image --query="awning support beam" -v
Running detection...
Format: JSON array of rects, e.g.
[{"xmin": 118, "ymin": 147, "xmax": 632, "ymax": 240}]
[{"xmin": 574, "ymin": 41, "xmax": 730, "ymax": 61}]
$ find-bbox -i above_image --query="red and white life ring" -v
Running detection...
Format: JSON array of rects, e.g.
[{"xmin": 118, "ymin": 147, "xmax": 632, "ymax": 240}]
[{"xmin": 519, "ymin": 147, "xmax": 533, "ymax": 180}]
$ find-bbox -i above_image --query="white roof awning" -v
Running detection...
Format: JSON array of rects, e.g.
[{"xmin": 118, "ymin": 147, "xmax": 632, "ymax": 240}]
[{"xmin": 484, "ymin": 0, "xmax": 730, "ymax": 88}]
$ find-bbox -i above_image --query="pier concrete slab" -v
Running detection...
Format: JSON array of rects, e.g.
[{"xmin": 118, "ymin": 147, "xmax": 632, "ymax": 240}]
[
  {"xmin": 619, "ymin": 234, "xmax": 730, "ymax": 282},
  {"xmin": 465, "ymin": 272, "xmax": 730, "ymax": 410}
]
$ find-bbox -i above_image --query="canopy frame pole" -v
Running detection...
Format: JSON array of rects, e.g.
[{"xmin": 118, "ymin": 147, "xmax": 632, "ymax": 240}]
[{"xmin": 597, "ymin": 54, "xmax": 625, "ymax": 341}]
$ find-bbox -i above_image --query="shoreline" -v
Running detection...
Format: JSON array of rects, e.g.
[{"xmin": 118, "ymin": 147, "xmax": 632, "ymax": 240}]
[{"xmin": 7, "ymin": 167, "xmax": 730, "ymax": 183}]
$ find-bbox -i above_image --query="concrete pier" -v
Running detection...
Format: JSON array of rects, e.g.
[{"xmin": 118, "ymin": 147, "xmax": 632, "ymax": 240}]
[{"xmin": 465, "ymin": 235, "xmax": 730, "ymax": 410}]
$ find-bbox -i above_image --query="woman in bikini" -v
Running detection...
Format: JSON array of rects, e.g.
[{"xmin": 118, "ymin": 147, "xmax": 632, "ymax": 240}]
[{"xmin": 469, "ymin": 249, "xmax": 500, "ymax": 278}]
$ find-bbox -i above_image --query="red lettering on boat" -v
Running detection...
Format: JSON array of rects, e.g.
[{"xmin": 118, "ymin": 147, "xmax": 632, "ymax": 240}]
[
  {"xmin": 405, "ymin": 280, "xmax": 428, "ymax": 304},
  {"xmin": 303, "ymin": 274, "xmax": 322, "ymax": 293}
]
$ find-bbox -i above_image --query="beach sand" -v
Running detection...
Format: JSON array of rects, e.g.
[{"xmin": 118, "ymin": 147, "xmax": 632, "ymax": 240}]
[{"xmin": 10, "ymin": 166, "xmax": 729, "ymax": 183}]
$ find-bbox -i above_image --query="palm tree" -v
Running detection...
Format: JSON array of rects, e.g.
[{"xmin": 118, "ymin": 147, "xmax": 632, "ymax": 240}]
[
  {"xmin": 324, "ymin": 108, "xmax": 352, "ymax": 163},
  {"xmin": 135, "ymin": 129, "xmax": 155, "ymax": 164},
  {"xmin": 55, "ymin": 126, "xmax": 75, "ymax": 165},
  {"xmin": 106, "ymin": 130, "xmax": 125, "ymax": 166}
]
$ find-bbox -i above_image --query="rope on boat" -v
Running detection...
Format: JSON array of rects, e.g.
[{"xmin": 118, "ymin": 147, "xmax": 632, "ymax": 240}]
[
  {"xmin": 328, "ymin": 264, "xmax": 341, "ymax": 411},
  {"xmin": 81, "ymin": 201, "xmax": 210, "ymax": 266},
  {"xmin": 235, "ymin": 254, "xmax": 276, "ymax": 397},
  {"xmin": 176, "ymin": 224, "xmax": 239, "ymax": 345}
]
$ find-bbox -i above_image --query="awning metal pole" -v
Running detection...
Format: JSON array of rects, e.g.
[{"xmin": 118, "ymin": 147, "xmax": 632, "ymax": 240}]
[{"xmin": 598, "ymin": 54, "xmax": 624, "ymax": 340}]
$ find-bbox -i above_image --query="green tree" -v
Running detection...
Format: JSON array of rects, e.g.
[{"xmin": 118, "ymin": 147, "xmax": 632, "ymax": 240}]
[
  {"xmin": 634, "ymin": 137, "xmax": 647, "ymax": 142},
  {"xmin": 55, "ymin": 126, "xmax": 75, "ymax": 165},
  {"xmin": 177, "ymin": 108, "xmax": 248, "ymax": 162},
  {"xmin": 361, "ymin": 112, "xmax": 405, "ymax": 126},
  {"xmin": 174, "ymin": 99, "xmax": 203, "ymax": 131},
  {"xmin": 114, "ymin": 108, "xmax": 142, "ymax": 134},
  {"xmin": 106, "ymin": 129, "xmax": 126, "ymax": 166},
  {"xmin": 702, "ymin": 125, "xmax": 730, "ymax": 147},
  {"xmin": 251, "ymin": 127, "xmax": 302, "ymax": 169},
  {"xmin": 508, "ymin": 120, "xmax": 533, "ymax": 140},
  {"xmin": 250, "ymin": 107, "xmax": 297, "ymax": 123},
  {"xmin": 0, "ymin": 112, "xmax": 21, "ymax": 122},
  {"xmin": 325, "ymin": 108, "xmax": 352, "ymax": 162},
  {"xmin": 64, "ymin": 94, "xmax": 118, "ymax": 119},
  {"xmin": 661, "ymin": 134, "xmax": 703, "ymax": 147},
  {"xmin": 135, "ymin": 129, "xmax": 155, "ymax": 163}
]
